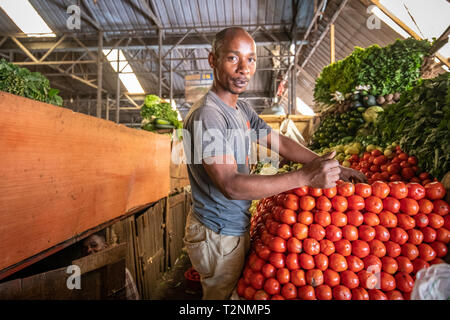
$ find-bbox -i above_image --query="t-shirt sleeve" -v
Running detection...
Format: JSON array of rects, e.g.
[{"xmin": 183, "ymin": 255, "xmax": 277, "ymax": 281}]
[
  {"xmin": 189, "ymin": 107, "xmax": 234, "ymax": 162},
  {"xmin": 242, "ymin": 101, "xmax": 272, "ymax": 139}
]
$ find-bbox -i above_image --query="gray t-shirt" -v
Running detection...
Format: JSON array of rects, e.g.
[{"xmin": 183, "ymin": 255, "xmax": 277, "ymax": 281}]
[{"xmin": 183, "ymin": 90, "xmax": 272, "ymax": 236}]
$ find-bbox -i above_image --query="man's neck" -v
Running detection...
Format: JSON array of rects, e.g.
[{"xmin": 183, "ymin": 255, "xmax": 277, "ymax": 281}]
[{"xmin": 211, "ymin": 84, "xmax": 239, "ymax": 109}]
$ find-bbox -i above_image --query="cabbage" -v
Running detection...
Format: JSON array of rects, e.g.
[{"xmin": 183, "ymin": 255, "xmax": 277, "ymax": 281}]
[{"xmin": 362, "ymin": 106, "xmax": 384, "ymax": 123}]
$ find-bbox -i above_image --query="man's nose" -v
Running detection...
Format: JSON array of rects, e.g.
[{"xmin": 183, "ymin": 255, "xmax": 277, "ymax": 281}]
[{"xmin": 237, "ymin": 60, "xmax": 250, "ymax": 75}]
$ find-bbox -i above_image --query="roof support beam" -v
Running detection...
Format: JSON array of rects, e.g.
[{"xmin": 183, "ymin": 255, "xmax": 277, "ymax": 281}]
[{"xmin": 10, "ymin": 36, "xmax": 38, "ymax": 62}]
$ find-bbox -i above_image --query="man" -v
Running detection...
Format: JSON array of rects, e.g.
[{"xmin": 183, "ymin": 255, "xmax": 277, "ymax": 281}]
[
  {"xmin": 182, "ymin": 27, "xmax": 365, "ymax": 300},
  {"xmin": 82, "ymin": 233, "xmax": 140, "ymax": 300}
]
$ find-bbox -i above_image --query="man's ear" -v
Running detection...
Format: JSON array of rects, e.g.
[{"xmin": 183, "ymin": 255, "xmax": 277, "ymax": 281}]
[{"xmin": 208, "ymin": 52, "xmax": 216, "ymax": 69}]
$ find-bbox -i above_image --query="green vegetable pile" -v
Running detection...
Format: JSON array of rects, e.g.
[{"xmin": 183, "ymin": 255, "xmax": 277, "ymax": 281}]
[
  {"xmin": 314, "ymin": 38, "xmax": 431, "ymax": 105},
  {"xmin": 372, "ymin": 72, "xmax": 450, "ymax": 180},
  {"xmin": 0, "ymin": 59, "xmax": 63, "ymax": 106},
  {"xmin": 140, "ymin": 94, "xmax": 182, "ymax": 132}
]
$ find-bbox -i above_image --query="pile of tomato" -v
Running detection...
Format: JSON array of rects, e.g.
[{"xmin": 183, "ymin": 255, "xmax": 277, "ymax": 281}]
[
  {"xmin": 240, "ymin": 180, "xmax": 449, "ymax": 300},
  {"xmin": 347, "ymin": 146, "xmax": 436, "ymax": 185}
]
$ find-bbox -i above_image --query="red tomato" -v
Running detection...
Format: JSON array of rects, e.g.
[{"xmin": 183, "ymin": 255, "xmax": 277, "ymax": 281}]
[
  {"xmin": 363, "ymin": 212, "xmax": 380, "ymax": 226},
  {"xmin": 268, "ymin": 252, "xmax": 285, "ymax": 269},
  {"xmin": 418, "ymin": 172, "xmax": 430, "ymax": 180},
  {"xmin": 285, "ymin": 253, "xmax": 300, "ymax": 270},
  {"xmin": 309, "ymin": 187, "xmax": 323, "ymax": 197},
  {"xmin": 359, "ymin": 225, "xmax": 376, "ymax": 242},
  {"xmin": 306, "ymin": 269, "xmax": 324, "ymax": 287},
  {"xmin": 340, "ymin": 270, "xmax": 359, "ymax": 289},
  {"xmin": 261, "ymin": 263, "xmax": 276, "ymax": 279},
  {"xmin": 286, "ymin": 237, "xmax": 302, "ymax": 254},
  {"xmin": 280, "ymin": 209, "xmax": 297, "ymax": 225},
  {"xmin": 430, "ymin": 241, "xmax": 447, "ymax": 258},
  {"xmin": 269, "ymin": 236, "xmax": 286, "ymax": 253},
  {"xmin": 250, "ymin": 272, "xmax": 265, "ymax": 290},
  {"xmin": 294, "ymin": 186, "xmax": 309, "ymax": 197},
  {"xmin": 299, "ymin": 196, "xmax": 315, "ymax": 211},
  {"xmin": 388, "ymin": 181, "xmax": 408, "ymax": 199},
  {"xmin": 347, "ymin": 210, "xmax": 364, "ymax": 227},
  {"xmin": 406, "ymin": 183, "xmax": 426, "ymax": 200},
  {"xmin": 365, "ymin": 196, "xmax": 383, "ymax": 214},
  {"xmin": 396, "ymin": 256, "xmax": 414, "ymax": 274},
  {"xmin": 316, "ymin": 196, "xmax": 332, "ymax": 212},
  {"xmin": 348, "ymin": 195, "xmax": 365, "ymax": 211},
  {"xmin": 249, "ymin": 253, "xmax": 265, "ymax": 272},
  {"xmin": 399, "ymin": 198, "xmax": 419, "ymax": 215},
  {"xmin": 325, "ymin": 225, "xmax": 343, "ymax": 242},
  {"xmin": 424, "ymin": 182, "xmax": 446, "ymax": 200},
  {"xmin": 270, "ymin": 294, "xmax": 285, "ymax": 300},
  {"xmin": 323, "ymin": 187, "xmax": 337, "ymax": 198},
  {"xmin": 395, "ymin": 272, "xmax": 414, "ymax": 293},
  {"xmin": 386, "ymin": 290, "xmax": 404, "ymax": 300},
  {"xmin": 320, "ymin": 239, "xmax": 335, "ymax": 256},
  {"xmin": 337, "ymin": 182, "xmax": 354, "ymax": 197},
  {"xmin": 380, "ymin": 272, "xmax": 396, "ymax": 292},
  {"xmin": 243, "ymin": 286, "xmax": 256, "ymax": 299},
  {"xmin": 331, "ymin": 195, "xmax": 348, "ymax": 212},
  {"xmin": 346, "ymin": 255, "xmax": 364, "ymax": 273},
  {"xmin": 363, "ymin": 255, "xmax": 382, "ymax": 273},
  {"xmin": 379, "ymin": 210, "xmax": 398, "ymax": 228},
  {"xmin": 374, "ymin": 225, "xmax": 390, "ymax": 242},
  {"xmin": 381, "ymin": 256, "xmax": 398, "ymax": 274},
  {"xmin": 433, "ymin": 200, "xmax": 449, "ymax": 216},
  {"xmin": 397, "ymin": 214, "xmax": 416, "ymax": 230},
  {"xmin": 351, "ymin": 287, "xmax": 369, "ymax": 300},
  {"xmin": 303, "ymin": 238, "xmax": 320, "ymax": 256},
  {"xmin": 297, "ymin": 211, "xmax": 314, "ymax": 225},
  {"xmin": 314, "ymin": 210, "xmax": 331, "ymax": 227},
  {"xmin": 385, "ymin": 241, "xmax": 402, "ymax": 258},
  {"xmin": 332, "ymin": 285, "xmax": 352, "ymax": 300},
  {"xmin": 314, "ymin": 253, "xmax": 329, "ymax": 271},
  {"xmin": 281, "ymin": 283, "xmax": 297, "ymax": 299},
  {"xmin": 369, "ymin": 240, "xmax": 386, "ymax": 258},
  {"xmin": 387, "ymin": 163, "xmax": 401, "ymax": 175},
  {"xmin": 329, "ymin": 253, "xmax": 348, "ymax": 272},
  {"xmin": 342, "ymin": 225, "xmax": 359, "ymax": 241},
  {"xmin": 418, "ymin": 243, "xmax": 436, "ymax": 261},
  {"xmin": 407, "ymin": 229, "xmax": 424, "ymax": 245},
  {"xmin": 308, "ymin": 224, "xmax": 326, "ymax": 241},
  {"xmin": 292, "ymin": 223, "xmax": 308, "ymax": 241},
  {"xmin": 412, "ymin": 258, "xmax": 430, "ymax": 274},
  {"xmin": 323, "ymin": 269, "xmax": 340, "ymax": 287},
  {"xmin": 389, "ymin": 228, "xmax": 409, "ymax": 245},
  {"xmin": 418, "ymin": 199, "xmax": 434, "ymax": 214},
  {"xmin": 382, "ymin": 197, "xmax": 400, "ymax": 213},
  {"xmin": 276, "ymin": 268, "xmax": 290, "ymax": 285},
  {"xmin": 276, "ymin": 223, "xmax": 292, "ymax": 240},
  {"xmin": 315, "ymin": 284, "xmax": 332, "ymax": 300},
  {"xmin": 372, "ymin": 181, "xmax": 390, "ymax": 199},
  {"xmin": 445, "ymin": 215, "xmax": 450, "ymax": 229},
  {"xmin": 237, "ymin": 278, "xmax": 247, "ymax": 297},
  {"xmin": 368, "ymin": 289, "xmax": 388, "ymax": 300},
  {"xmin": 284, "ymin": 194, "xmax": 299, "ymax": 211},
  {"xmin": 355, "ymin": 183, "xmax": 372, "ymax": 198},
  {"xmin": 331, "ymin": 211, "xmax": 347, "ymax": 227},
  {"xmin": 275, "ymin": 194, "xmax": 287, "ymax": 206},
  {"xmin": 290, "ymin": 269, "xmax": 306, "ymax": 287},
  {"xmin": 428, "ymin": 213, "xmax": 444, "ymax": 229},
  {"xmin": 430, "ymin": 258, "xmax": 445, "ymax": 265},
  {"xmin": 299, "ymin": 253, "xmax": 315, "ymax": 270},
  {"xmin": 358, "ymin": 270, "xmax": 378, "ymax": 289},
  {"xmin": 436, "ymin": 227, "xmax": 450, "ymax": 243},
  {"xmin": 414, "ymin": 213, "xmax": 429, "ymax": 228},
  {"xmin": 255, "ymin": 243, "xmax": 271, "ymax": 260},
  {"xmin": 254, "ymin": 290, "xmax": 270, "ymax": 300},
  {"xmin": 401, "ymin": 243, "xmax": 419, "ymax": 260},
  {"xmin": 297, "ymin": 285, "xmax": 316, "ymax": 300},
  {"xmin": 421, "ymin": 227, "xmax": 437, "ymax": 243},
  {"xmin": 335, "ymin": 239, "xmax": 352, "ymax": 256},
  {"xmin": 352, "ymin": 240, "xmax": 370, "ymax": 258}
]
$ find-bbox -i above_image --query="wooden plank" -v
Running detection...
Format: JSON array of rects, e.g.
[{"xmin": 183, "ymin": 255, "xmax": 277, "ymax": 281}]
[
  {"xmin": 168, "ymin": 192, "xmax": 187, "ymax": 267},
  {"xmin": 0, "ymin": 92, "xmax": 171, "ymax": 274}
]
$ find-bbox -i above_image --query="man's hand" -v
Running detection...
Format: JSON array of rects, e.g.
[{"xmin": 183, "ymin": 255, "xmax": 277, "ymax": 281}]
[
  {"xmin": 299, "ymin": 151, "xmax": 341, "ymax": 189},
  {"xmin": 339, "ymin": 166, "xmax": 368, "ymax": 184}
]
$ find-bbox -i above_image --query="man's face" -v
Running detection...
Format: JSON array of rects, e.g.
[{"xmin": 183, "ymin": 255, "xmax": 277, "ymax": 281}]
[
  {"xmin": 209, "ymin": 30, "xmax": 257, "ymax": 95},
  {"xmin": 83, "ymin": 234, "xmax": 107, "ymax": 255}
]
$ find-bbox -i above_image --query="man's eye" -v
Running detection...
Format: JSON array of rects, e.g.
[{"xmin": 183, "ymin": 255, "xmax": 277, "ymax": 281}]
[
  {"xmin": 249, "ymin": 57, "xmax": 256, "ymax": 63},
  {"xmin": 228, "ymin": 56, "xmax": 238, "ymax": 62}
]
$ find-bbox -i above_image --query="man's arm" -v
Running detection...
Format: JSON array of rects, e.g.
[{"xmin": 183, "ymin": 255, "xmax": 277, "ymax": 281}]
[
  {"xmin": 260, "ymin": 131, "xmax": 367, "ymax": 183},
  {"xmin": 203, "ymin": 152, "xmax": 340, "ymax": 201}
]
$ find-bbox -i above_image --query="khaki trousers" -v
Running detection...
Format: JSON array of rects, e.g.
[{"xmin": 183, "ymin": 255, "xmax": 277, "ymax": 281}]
[{"xmin": 183, "ymin": 210, "xmax": 250, "ymax": 300}]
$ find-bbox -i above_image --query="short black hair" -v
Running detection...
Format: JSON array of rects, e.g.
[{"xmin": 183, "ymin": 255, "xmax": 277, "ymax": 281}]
[{"xmin": 211, "ymin": 27, "xmax": 250, "ymax": 58}]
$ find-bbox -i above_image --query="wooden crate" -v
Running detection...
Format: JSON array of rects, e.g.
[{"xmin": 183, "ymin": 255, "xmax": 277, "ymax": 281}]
[
  {"xmin": 0, "ymin": 92, "xmax": 171, "ymax": 279},
  {"xmin": 259, "ymin": 114, "xmax": 316, "ymax": 142}
]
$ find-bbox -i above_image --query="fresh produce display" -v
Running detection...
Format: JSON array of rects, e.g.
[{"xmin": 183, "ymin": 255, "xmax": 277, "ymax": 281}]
[
  {"xmin": 141, "ymin": 94, "xmax": 182, "ymax": 132},
  {"xmin": 314, "ymin": 38, "xmax": 431, "ymax": 105},
  {"xmin": 240, "ymin": 180, "xmax": 449, "ymax": 300},
  {"xmin": 0, "ymin": 59, "xmax": 63, "ymax": 106}
]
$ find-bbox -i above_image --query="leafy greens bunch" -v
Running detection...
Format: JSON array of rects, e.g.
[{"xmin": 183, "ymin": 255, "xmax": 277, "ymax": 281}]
[
  {"xmin": 0, "ymin": 59, "xmax": 63, "ymax": 106},
  {"xmin": 314, "ymin": 38, "xmax": 431, "ymax": 104},
  {"xmin": 140, "ymin": 94, "xmax": 182, "ymax": 129}
]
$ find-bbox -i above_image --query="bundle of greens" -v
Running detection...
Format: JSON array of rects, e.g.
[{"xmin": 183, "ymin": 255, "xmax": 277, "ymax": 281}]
[
  {"xmin": 373, "ymin": 72, "xmax": 450, "ymax": 180},
  {"xmin": 314, "ymin": 38, "xmax": 431, "ymax": 104},
  {"xmin": 0, "ymin": 59, "xmax": 63, "ymax": 106},
  {"xmin": 140, "ymin": 94, "xmax": 182, "ymax": 131}
]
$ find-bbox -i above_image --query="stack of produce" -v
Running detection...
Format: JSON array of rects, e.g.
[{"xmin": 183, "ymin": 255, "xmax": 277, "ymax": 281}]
[
  {"xmin": 241, "ymin": 180, "xmax": 449, "ymax": 300},
  {"xmin": 0, "ymin": 59, "xmax": 63, "ymax": 106},
  {"xmin": 140, "ymin": 94, "xmax": 182, "ymax": 132}
]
